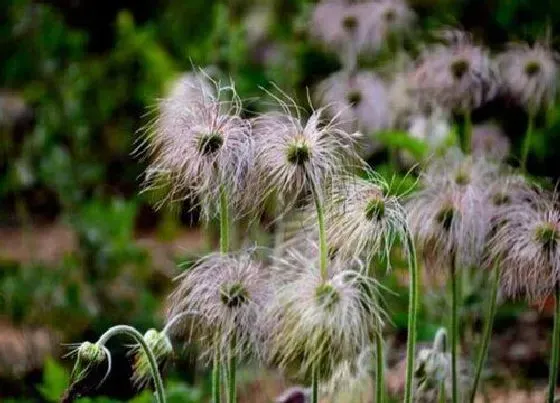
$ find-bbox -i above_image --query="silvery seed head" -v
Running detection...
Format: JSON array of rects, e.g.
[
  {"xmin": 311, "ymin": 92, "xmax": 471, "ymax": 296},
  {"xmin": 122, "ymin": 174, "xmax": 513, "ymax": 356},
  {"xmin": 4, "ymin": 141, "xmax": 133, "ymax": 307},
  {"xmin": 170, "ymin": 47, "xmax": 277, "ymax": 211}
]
[
  {"xmin": 309, "ymin": 2, "xmax": 398, "ymax": 66},
  {"xmin": 139, "ymin": 72, "xmax": 253, "ymax": 221},
  {"xmin": 315, "ymin": 70, "xmax": 390, "ymax": 156},
  {"xmin": 486, "ymin": 189, "xmax": 560, "ymax": 301},
  {"xmin": 471, "ymin": 123, "xmax": 511, "ymax": 161},
  {"xmin": 167, "ymin": 252, "xmax": 269, "ymax": 363},
  {"xmin": 323, "ymin": 169, "xmax": 410, "ymax": 266},
  {"xmin": 263, "ymin": 246, "xmax": 385, "ymax": 381},
  {"xmin": 408, "ymin": 149, "xmax": 497, "ymax": 269},
  {"xmin": 252, "ymin": 94, "xmax": 361, "ymax": 211},
  {"xmin": 498, "ymin": 41, "xmax": 559, "ymax": 113},
  {"xmin": 129, "ymin": 329, "xmax": 173, "ymax": 389},
  {"xmin": 410, "ymin": 31, "xmax": 499, "ymax": 112}
]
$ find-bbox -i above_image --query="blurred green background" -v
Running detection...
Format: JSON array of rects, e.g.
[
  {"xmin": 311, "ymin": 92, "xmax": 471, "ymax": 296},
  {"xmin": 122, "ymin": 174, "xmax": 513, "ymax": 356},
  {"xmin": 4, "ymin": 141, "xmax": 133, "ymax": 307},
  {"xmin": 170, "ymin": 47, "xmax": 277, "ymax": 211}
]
[{"xmin": 2, "ymin": 0, "xmax": 560, "ymax": 401}]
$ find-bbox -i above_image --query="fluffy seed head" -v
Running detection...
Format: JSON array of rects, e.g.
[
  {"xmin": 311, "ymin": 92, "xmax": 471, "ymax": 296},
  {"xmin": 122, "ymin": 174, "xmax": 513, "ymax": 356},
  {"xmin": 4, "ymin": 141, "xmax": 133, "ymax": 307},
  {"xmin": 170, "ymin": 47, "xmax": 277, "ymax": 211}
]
[
  {"xmin": 139, "ymin": 71, "xmax": 252, "ymax": 221},
  {"xmin": 409, "ymin": 31, "xmax": 499, "ymax": 112},
  {"xmin": 471, "ymin": 123, "xmax": 511, "ymax": 161},
  {"xmin": 252, "ymin": 93, "xmax": 361, "ymax": 211},
  {"xmin": 263, "ymin": 246, "xmax": 385, "ymax": 381},
  {"xmin": 129, "ymin": 329, "xmax": 173, "ymax": 389},
  {"xmin": 323, "ymin": 170, "xmax": 410, "ymax": 266},
  {"xmin": 310, "ymin": 1, "xmax": 413, "ymax": 66},
  {"xmin": 408, "ymin": 150, "xmax": 497, "ymax": 269},
  {"xmin": 167, "ymin": 252, "xmax": 269, "ymax": 363},
  {"xmin": 487, "ymin": 189, "xmax": 560, "ymax": 301},
  {"xmin": 498, "ymin": 42, "xmax": 559, "ymax": 113},
  {"xmin": 314, "ymin": 71, "xmax": 390, "ymax": 156}
]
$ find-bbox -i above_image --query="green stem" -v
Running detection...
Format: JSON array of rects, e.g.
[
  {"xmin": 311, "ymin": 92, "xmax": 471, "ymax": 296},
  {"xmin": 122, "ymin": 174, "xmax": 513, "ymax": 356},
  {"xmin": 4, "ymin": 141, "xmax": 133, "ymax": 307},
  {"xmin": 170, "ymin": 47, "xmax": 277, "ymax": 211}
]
[
  {"xmin": 547, "ymin": 284, "xmax": 560, "ymax": 403},
  {"xmin": 311, "ymin": 364, "xmax": 318, "ymax": 403},
  {"xmin": 403, "ymin": 234, "xmax": 419, "ymax": 403},
  {"xmin": 212, "ymin": 347, "xmax": 221, "ymax": 403},
  {"xmin": 521, "ymin": 113, "xmax": 534, "ymax": 172},
  {"xmin": 439, "ymin": 382, "xmax": 446, "ymax": 403},
  {"xmin": 97, "ymin": 325, "xmax": 166, "ymax": 403},
  {"xmin": 451, "ymin": 258, "xmax": 459, "ymax": 403},
  {"xmin": 310, "ymin": 179, "xmax": 328, "ymax": 281},
  {"xmin": 227, "ymin": 336, "xmax": 237, "ymax": 403},
  {"xmin": 220, "ymin": 186, "xmax": 230, "ymax": 254},
  {"xmin": 469, "ymin": 265, "xmax": 500, "ymax": 403},
  {"xmin": 375, "ymin": 331, "xmax": 385, "ymax": 403},
  {"xmin": 463, "ymin": 110, "xmax": 472, "ymax": 154}
]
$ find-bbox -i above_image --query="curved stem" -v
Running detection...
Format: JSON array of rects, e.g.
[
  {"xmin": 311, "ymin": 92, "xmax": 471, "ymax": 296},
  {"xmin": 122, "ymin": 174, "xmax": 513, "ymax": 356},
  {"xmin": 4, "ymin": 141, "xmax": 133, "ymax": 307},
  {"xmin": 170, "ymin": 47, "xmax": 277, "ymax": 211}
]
[
  {"xmin": 403, "ymin": 234, "xmax": 419, "ymax": 403},
  {"xmin": 521, "ymin": 113, "xmax": 534, "ymax": 172},
  {"xmin": 220, "ymin": 185, "xmax": 230, "ymax": 254},
  {"xmin": 451, "ymin": 258, "xmax": 459, "ymax": 403},
  {"xmin": 375, "ymin": 331, "xmax": 385, "ymax": 403},
  {"xmin": 310, "ymin": 179, "xmax": 328, "ymax": 281},
  {"xmin": 463, "ymin": 110, "xmax": 472, "ymax": 154},
  {"xmin": 311, "ymin": 364, "xmax": 319, "ymax": 403},
  {"xmin": 97, "ymin": 325, "xmax": 166, "ymax": 403},
  {"xmin": 470, "ymin": 265, "xmax": 500, "ymax": 403},
  {"xmin": 212, "ymin": 347, "xmax": 221, "ymax": 403},
  {"xmin": 227, "ymin": 336, "xmax": 237, "ymax": 403},
  {"xmin": 547, "ymin": 284, "xmax": 560, "ymax": 403}
]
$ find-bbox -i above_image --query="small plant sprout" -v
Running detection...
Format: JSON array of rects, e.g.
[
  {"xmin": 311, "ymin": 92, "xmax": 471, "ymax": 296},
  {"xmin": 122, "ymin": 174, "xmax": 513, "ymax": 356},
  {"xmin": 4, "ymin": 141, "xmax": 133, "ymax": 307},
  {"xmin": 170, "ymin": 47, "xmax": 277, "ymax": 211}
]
[
  {"xmin": 129, "ymin": 329, "xmax": 173, "ymax": 389},
  {"xmin": 410, "ymin": 31, "xmax": 499, "ymax": 152},
  {"xmin": 264, "ymin": 245, "xmax": 384, "ymax": 403},
  {"xmin": 414, "ymin": 328, "xmax": 450, "ymax": 402},
  {"xmin": 167, "ymin": 252, "xmax": 269, "ymax": 403},
  {"xmin": 68, "ymin": 326, "xmax": 166, "ymax": 403},
  {"xmin": 139, "ymin": 72, "xmax": 252, "ymax": 221},
  {"xmin": 497, "ymin": 42, "xmax": 559, "ymax": 170},
  {"xmin": 314, "ymin": 71, "xmax": 390, "ymax": 156}
]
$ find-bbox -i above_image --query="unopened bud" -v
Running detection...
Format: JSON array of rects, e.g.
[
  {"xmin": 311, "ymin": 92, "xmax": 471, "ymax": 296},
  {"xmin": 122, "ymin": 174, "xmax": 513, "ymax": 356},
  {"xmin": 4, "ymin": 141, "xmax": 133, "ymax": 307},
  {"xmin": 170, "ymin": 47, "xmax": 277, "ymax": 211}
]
[{"xmin": 131, "ymin": 329, "xmax": 173, "ymax": 389}]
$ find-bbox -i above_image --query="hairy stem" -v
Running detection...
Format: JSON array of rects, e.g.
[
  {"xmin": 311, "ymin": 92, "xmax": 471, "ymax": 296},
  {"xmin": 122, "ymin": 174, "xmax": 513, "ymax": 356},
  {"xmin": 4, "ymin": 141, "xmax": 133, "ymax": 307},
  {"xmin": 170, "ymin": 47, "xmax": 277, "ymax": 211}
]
[
  {"xmin": 310, "ymin": 179, "xmax": 328, "ymax": 281},
  {"xmin": 220, "ymin": 186, "xmax": 230, "ymax": 254},
  {"xmin": 212, "ymin": 347, "xmax": 221, "ymax": 403},
  {"xmin": 463, "ymin": 110, "xmax": 472, "ymax": 154},
  {"xmin": 375, "ymin": 331, "xmax": 385, "ymax": 403},
  {"xmin": 521, "ymin": 113, "xmax": 534, "ymax": 172},
  {"xmin": 547, "ymin": 284, "xmax": 560, "ymax": 403},
  {"xmin": 227, "ymin": 336, "xmax": 237, "ymax": 403},
  {"xmin": 470, "ymin": 265, "xmax": 500, "ymax": 403},
  {"xmin": 311, "ymin": 364, "xmax": 318, "ymax": 403},
  {"xmin": 97, "ymin": 325, "xmax": 166, "ymax": 403},
  {"xmin": 404, "ymin": 233, "xmax": 419, "ymax": 403},
  {"xmin": 451, "ymin": 258, "xmax": 459, "ymax": 403}
]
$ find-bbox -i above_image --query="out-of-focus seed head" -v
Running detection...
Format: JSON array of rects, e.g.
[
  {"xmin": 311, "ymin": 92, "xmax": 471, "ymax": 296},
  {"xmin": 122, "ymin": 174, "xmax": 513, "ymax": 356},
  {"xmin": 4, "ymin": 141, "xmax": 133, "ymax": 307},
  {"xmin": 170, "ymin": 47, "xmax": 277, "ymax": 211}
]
[
  {"xmin": 471, "ymin": 123, "xmax": 511, "ymax": 161},
  {"xmin": 138, "ymin": 71, "xmax": 253, "ymax": 221},
  {"xmin": 130, "ymin": 329, "xmax": 173, "ymax": 389},
  {"xmin": 263, "ymin": 246, "xmax": 385, "ymax": 382},
  {"xmin": 409, "ymin": 31, "xmax": 499, "ymax": 113},
  {"xmin": 322, "ymin": 170, "xmax": 409, "ymax": 266},
  {"xmin": 486, "ymin": 189, "xmax": 560, "ymax": 301},
  {"xmin": 498, "ymin": 42, "xmax": 559, "ymax": 113},
  {"xmin": 251, "ymin": 92, "xmax": 361, "ymax": 212},
  {"xmin": 314, "ymin": 71, "xmax": 390, "ymax": 157},
  {"xmin": 167, "ymin": 252, "xmax": 269, "ymax": 364},
  {"xmin": 408, "ymin": 149, "xmax": 497, "ymax": 270}
]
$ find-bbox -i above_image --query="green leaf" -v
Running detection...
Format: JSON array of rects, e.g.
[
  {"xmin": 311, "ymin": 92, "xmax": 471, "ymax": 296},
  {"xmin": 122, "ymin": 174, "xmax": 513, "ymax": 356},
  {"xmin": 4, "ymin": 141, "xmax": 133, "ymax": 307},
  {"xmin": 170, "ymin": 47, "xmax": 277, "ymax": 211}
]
[
  {"xmin": 376, "ymin": 131, "xmax": 429, "ymax": 160},
  {"xmin": 37, "ymin": 357, "xmax": 70, "ymax": 402}
]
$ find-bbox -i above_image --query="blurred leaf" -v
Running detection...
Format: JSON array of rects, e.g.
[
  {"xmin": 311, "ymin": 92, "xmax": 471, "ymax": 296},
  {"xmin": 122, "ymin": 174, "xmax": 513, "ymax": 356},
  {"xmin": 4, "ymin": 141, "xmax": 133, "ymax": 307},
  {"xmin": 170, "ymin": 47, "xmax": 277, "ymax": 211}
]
[{"xmin": 38, "ymin": 357, "xmax": 70, "ymax": 402}]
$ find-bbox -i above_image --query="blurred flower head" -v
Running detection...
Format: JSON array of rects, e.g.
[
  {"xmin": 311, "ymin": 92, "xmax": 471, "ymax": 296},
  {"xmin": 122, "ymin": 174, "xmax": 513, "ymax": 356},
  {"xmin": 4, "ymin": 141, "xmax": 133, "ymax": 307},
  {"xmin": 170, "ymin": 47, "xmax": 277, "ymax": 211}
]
[
  {"xmin": 315, "ymin": 70, "xmax": 390, "ymax": 156},
  {"xmin": 139, "ymin": 71, "xmax": 253, "ymax": 220},
  {"xmin": 498, "ymin": 41, "xmax": 559, "ymax": 113},
  {"xmin": 263, "ymin": 246, "xmax": 385, "ymax": 381},
  {"xmin": 471, "ymin": 122, "xmax": 511, "ymax": 161},
  {"xmin": 410, "ymin": 31, "xmax": 499, "ymax": 113},
  {"xmin": 487, "ymin": 189, "xmax": 560, "ymax": 301},
  {"xmin": 167, "ymin": 251, "xmax": 269, "ymax": 363}
]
